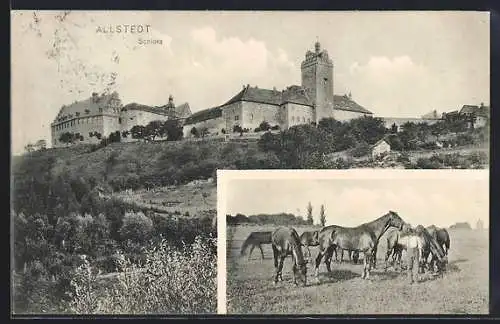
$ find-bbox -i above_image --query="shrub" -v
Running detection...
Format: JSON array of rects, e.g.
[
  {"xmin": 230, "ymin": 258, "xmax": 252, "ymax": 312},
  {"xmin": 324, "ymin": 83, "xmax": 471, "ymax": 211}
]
[
  {"xmin": 350, "ymin": 142, "xmax": 371, "ymax": 158},
  {"xmin": 69, "ymin": 236, "xmax": 216, "ymax": 314},
  {"xmin": 119, "ymin": 212, "xmax": 153, "ymax": 244},
  {"xmin": 415, "ymin": 157, "xmax": 442, "ymax": 169}
]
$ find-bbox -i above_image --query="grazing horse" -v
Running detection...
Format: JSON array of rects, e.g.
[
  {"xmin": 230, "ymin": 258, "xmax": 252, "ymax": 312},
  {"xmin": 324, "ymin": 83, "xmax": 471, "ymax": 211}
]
[
  {"xmin": 314, "ymin": 211, "xmax": 405, "ymax": 281},
  {"xmin": 299, "ymin": 230, "xmax": 319, "ymax": 261},
  {"xmin": 271, "ymin": 227, "xmax": 308, "ymax": 286},
  {"xmin": 240, "ymin": 231, "xmax": 272, "ymax": 260},
  {"xmin": 395, "ymin": 225, "xmax": 447, "ymax": 274},
  {"xmin": 384, "ymin": 226, "xmax": 410, "ymax": 271},
  {"xmin": 423, "ymin": 225, "xmax": 450, "ymax": 273}
]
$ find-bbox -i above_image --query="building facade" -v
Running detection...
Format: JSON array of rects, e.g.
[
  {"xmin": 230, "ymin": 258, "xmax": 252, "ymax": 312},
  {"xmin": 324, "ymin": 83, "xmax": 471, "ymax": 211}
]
[
  {"xmin": 51, "ymin": 93, "xmax": 191, "ymax": 147},
  {"xmin": 183, "ymin": 41, "xmax": 373, "ymax": 138}
]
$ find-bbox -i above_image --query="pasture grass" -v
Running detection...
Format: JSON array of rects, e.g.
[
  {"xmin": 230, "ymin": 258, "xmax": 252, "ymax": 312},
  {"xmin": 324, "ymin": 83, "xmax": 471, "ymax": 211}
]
[{"xmin": 227, "ymin": 225, "xmax": 489, "ymax": 314}]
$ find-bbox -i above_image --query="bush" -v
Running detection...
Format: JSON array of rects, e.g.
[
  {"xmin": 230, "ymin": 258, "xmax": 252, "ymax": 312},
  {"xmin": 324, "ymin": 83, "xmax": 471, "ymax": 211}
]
[
  {"xmin": 350, "ymin": 142, "xmax": 371, "ymax": 158},
  {"xmin": 69, "ymin": 236, "xmax": 216, "ymax": 314},
  {"xmin": 415, "ymin": 157, "xmax": 442, "ymax": 169}
]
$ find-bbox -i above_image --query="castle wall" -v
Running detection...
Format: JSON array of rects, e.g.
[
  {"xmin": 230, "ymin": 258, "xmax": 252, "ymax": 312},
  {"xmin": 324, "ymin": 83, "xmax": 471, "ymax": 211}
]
[
  {"xmin": 182, "ymin": 117, "xmax": 226, "ymax": 138},
  {"xmin": 51, "ymin": 115, "xmax": 108, "ymax": 147},
  {"xmin": 221, "ymin": 101, "xmax": 243, "ymax": 132},
  {"xmin": 120, "ymin": 109, "xmax": 169, "ymax": 132},
  {"xmin": 284, "ymin": 103, "xmax": 314, "ymax": 129},
  {"xmin": 240, "ymin": 101, "xmax": 280, "ymax": 131},
  {"xmin": 333, "ymin": 109, "xmax": 370, "ymax": 122}
]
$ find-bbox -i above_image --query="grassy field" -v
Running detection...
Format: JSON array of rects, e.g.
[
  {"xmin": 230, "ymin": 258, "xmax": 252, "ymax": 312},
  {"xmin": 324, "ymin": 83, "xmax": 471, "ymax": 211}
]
[
  {"xmin": 112, "ymin": 180, "xmax": 217, "ymax": 217},
  {"xmin": 226, "ymin": 225, "xmax": 489, "ymax": 314}
]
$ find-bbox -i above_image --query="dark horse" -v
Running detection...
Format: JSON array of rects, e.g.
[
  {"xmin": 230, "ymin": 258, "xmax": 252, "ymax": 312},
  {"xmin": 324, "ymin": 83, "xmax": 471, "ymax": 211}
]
[
  {"xmin": 314, "ymin": 211, "xmax": 405, "ymax": 280},
  {"xmin": 240, "ymin": 231, "xmax": 272, "ymax": 260},
  {"xmin": 424, "ymin": 225, "xmax": 450, "ymax": 273},
  {"xmin": 272, "ymin": 227, "xmax": 308, "ymax": 286},
  {"xmin": 299, "ymin": 230, "xmax": 319, "ymax": 260}
]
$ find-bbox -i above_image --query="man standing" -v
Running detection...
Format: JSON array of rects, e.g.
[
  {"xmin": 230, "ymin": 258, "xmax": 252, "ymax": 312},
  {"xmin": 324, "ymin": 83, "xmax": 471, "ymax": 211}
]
[{"xmin": 406, "ymin": 226, "xmax": 423, "ymax": 284}]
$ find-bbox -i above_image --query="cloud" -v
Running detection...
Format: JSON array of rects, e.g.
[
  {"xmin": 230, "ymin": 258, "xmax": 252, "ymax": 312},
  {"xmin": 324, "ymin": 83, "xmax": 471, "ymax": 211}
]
[{"xmin": 347, "ymin": 55, "xmax": 435, "ymax": 117}]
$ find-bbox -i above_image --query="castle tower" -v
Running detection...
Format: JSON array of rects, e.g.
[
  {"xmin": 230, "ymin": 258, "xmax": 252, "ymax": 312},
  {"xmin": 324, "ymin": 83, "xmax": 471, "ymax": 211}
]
[
  {"xmin": 165, "ymin": 94, "xmax": 176, "ymax": 119},
  {"xmin": 301, "ymin": 40, "xmax": 334, "ymax": 124}
]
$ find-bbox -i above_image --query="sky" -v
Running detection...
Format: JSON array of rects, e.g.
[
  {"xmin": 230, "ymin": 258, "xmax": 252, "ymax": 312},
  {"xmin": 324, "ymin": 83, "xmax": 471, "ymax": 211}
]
[
  {"xmin": 11, "ymin": 11, "xmax": 490, "ymax": 155},
  {"xmin": 223, "ymin": 171, "xmax": 489, "ymax": 229}
]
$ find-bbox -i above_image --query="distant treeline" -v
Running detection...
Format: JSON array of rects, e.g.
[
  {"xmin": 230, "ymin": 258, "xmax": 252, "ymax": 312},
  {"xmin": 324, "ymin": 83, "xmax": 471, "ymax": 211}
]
[{"xmin": 226, "ymin": 213, "xmax": 310, "ymax": 226}]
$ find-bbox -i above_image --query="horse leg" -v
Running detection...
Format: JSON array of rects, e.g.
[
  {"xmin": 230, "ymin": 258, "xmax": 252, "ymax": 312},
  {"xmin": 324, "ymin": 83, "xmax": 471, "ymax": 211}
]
[
  {"xmin": 371, "ymin": 246, "xmax": 378, "ymax": 269},
  {"xmin": 292, "ymin": 263, "xmax": 298, "ymax": 286},
  {"xmin": 362, "ymin": 252, "xmax": 369, "ymax": 279},
  {"xmin": 258, "ymin": 244, "xmax": 265, "ymax": 260},
  {"xmin": 314, "ymin": 249, "xmax": 325, "ymax": 280},
  {"xmin": 278, "ymin": 256, "xmax": 285, "ymax": 282},
  {"xmin": 384, "ymin": 247, "xmax": 393, "ymax": 271},
  {"xmin": 272, "ymin": 245, "xmax": 279, "ymax": 283},
  {"xmin": 248, "ymin": 244, "xmax": 255, "ymax": 261},
  {"xmin": 325, "ymin": 245, "xmax": 334, "ymax": 273},
  {"xmin": 306, "ymin": 246, "xmax": 312, "ymax": 262}
]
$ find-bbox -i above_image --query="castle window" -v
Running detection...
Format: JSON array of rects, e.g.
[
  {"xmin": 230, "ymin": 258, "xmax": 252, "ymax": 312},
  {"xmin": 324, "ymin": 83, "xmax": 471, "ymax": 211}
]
[
  {"xmin": 99, "ymin": 108, "xmax": 103, "ymax": 113},
  {"xmin": 250, "ymin": 114, "xmax": 254, "ymax": 121},
  {"xmin": 119, "ymin": 117, "xmax": 122, "ymax": 124},
  {"xmin": 235, "ymin": 115, "xmax": 239, "ymax": 121}
]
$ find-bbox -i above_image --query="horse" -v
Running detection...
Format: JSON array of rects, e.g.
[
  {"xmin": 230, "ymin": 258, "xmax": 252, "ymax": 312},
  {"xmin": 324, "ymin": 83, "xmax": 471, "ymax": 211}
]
[
  {"xmin": 383, "ymin": 226, "xmax": 411, "ymax": 271},
  {"xmin": 394, "ymin": 225, "xmax": 448, "ymax": 275},
  {"xmin": 240, "ymin": 231, "xmax": 272, "ymax": 260},
  {"xmin": 424, "ymin": 225, "xmax": 450, "ymax": 271},
  {"xmin": 299, "ymin": 230, "xmax": 319, "ymax": 261},
  {"xmin": 314, "ymin": 210, "xmax": 405, "ymax": 281},
  {"xmin": 426, "ymin": 225, "xmax": 451, "ymax": 255},
  {"xmin": 271, "ymin": 227, "xmax": 308, "ymax": 286}
]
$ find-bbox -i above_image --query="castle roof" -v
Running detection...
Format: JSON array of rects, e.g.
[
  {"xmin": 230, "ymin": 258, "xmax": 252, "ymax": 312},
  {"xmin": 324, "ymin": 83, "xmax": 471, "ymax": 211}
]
[
  {"xmin": 333, "ymin": 95, "xmax": 373, "ymax": 114},
  {"xmin": 460, "ymin": 104, "xmax": 490, "ymax": 118},
  {"xmin": 122, "ymin": 101, "xmax": 192, "ymax": 118},
  {"xmin": 52, "ymin": 91, "xmax": 122, "ymax": 124},
  {"xmin": 122, "ymin": 103, "xmax": 170, "ymax": 116},
  {"xmin": 184, "ymin": 106, "xmax": 223, "ymax": 125}
]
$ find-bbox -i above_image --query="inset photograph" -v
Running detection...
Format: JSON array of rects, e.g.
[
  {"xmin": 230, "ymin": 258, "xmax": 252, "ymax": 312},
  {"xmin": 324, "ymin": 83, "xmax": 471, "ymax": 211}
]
[{"xmin": 219, "ymin": 170, "xmax": 489, "ymax": 315}]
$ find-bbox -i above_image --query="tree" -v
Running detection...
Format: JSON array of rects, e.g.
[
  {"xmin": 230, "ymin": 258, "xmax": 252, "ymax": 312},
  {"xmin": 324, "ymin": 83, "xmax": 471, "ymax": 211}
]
[
  {"xmin": 144, "ymin": 120, "xmax": 165, "ymax": 141},
  {"xmin": 306, "ymin": 202, "xmax": 313, "ymax": 225},
  {"xmin": 257, "ymin": 121, "xmax": 271, "ymax": 132},
  {"xmin": 200, "ymin": 127, "xmax": 209, "ymax": 138},
  {"xmin": 59, "ymin": 132, "xmax": 79, "ymax": 145},
  {"xmin": 130, "ymin": 125, "xmax": 146, "ymax": 141},
  {"xmin": 390, "ymin": 123, "xmax": 398, "ymax": 134},
  {"xmin": 319, "ymin": 204, "xmax": 326, "ymax": 227},
  {"xmin": 191, "ymin": 127, "xmax": 200, "ymax": 138},
  {"xmin": 121, "ymin": 130, "xmax": 130, "ymax": 138},
  {"xmin": 162, "ymin": 119, "xmax": 184, "ymax": 141}
]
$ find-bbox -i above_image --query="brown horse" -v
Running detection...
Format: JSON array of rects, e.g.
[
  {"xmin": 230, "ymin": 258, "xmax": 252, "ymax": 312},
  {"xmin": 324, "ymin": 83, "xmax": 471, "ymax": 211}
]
[
  {"xmin": 314, "ymin": 211, "xmax": 405, "ymax": 280},
  {"xmin": 272, "ymin": 227, "xmax": 308, "ymax": 286},
  {"xmin": 424, "ymin": 225, "xmax": 450, "ymax": 273},
  {"xmin": 299, "ymin": 230, "xmax": 319, "ymax": 261},
  {"xmin": 240, "ymin": 231, "xmax": 272, "ymax": 260}
]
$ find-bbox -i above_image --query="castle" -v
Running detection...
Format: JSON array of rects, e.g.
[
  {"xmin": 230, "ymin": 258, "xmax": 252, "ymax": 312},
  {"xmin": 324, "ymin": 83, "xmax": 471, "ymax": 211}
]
[
  {"xmin": 182, "ymin": 41, "xmax": 373, "ymax": 137},
  {"xmin": 50, "ymin": 92, "xmax": 191, "ymax": 147},
  {"xmin": 51, "ymin": 41, "xmax": 374, "ymax": 147}
]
